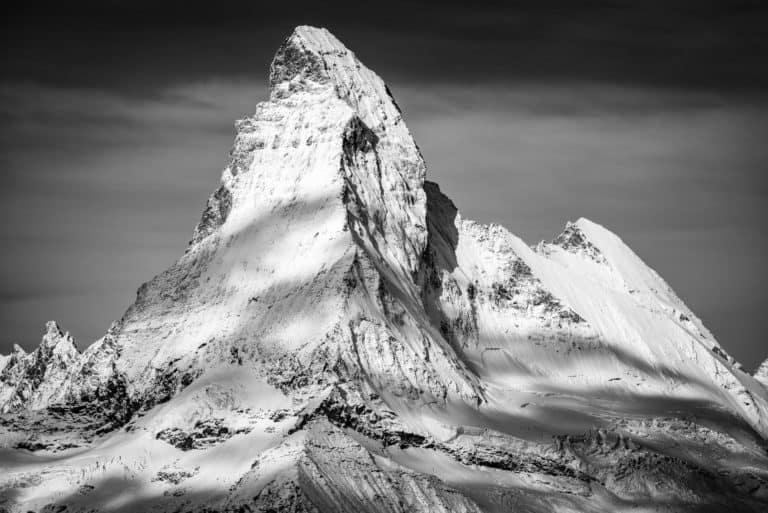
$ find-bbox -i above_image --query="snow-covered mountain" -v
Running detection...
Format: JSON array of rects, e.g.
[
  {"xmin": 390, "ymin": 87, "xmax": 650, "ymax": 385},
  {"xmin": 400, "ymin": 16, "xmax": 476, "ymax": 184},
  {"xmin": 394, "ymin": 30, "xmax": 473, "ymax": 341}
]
[{"xmin": 1, "ymin": 26, "xmax": 767, "ymax": 513}]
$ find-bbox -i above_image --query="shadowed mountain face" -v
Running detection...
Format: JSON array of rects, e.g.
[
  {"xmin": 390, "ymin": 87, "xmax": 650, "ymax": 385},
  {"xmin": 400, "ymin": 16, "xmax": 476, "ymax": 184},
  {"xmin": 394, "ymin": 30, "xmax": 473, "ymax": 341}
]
[{"xmin": 1, "ymin": 26, "xmax": 767, "ymax": 513}]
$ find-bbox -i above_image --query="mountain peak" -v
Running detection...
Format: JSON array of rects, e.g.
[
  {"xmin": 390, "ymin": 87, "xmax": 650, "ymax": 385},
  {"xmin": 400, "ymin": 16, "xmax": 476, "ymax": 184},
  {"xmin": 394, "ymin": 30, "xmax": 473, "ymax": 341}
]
[
  {"xmin": 193, "ymin": 24, "xmax": 428, "ymax": 276},
  {"xmin": 291, "ymin": 25, "xmax": 343, "ymax": 49},
  {"xmin": 268, "ymin": 26, "xmax": 419, "ymax": 158},
  {"xmin": 268, "ymin": 26, "xmax": 340, "ymax": 95},
  {"xmin": 41, "ymin": 320, "xmax": 76, "ymax": 352},
  {"xmin": 551, "ymin": 219, "xmax": 606, "ymax": 263},
  {"xmin": 44, "ymin": 319, "xmax": 63, "ymax": 338}
]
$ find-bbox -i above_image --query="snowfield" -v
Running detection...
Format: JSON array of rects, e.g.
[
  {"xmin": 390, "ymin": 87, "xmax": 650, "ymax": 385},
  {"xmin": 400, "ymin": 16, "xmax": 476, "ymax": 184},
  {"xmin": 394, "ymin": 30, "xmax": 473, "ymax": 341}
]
[{"xmin": 1, "ymin": 26, "xmax": 767, "ymax": 513}]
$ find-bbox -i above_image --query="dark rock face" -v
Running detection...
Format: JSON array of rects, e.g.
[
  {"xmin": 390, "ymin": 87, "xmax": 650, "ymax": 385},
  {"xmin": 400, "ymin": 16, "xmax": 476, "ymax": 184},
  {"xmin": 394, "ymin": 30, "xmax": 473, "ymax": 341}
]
[
  {"xmin": 269, "ymin": 34, "xmax": 332, "ymax": 93},
  {"xmin": 551, "ymin": 221, "xmax": 607, "ymax": 264},
  {"xmin": 191, "ymin": 185, "xmax": 233, "ymax": 245},
  {"xmin": 156, "ymin": 419, "xmax": 252, "ymax": 451}
]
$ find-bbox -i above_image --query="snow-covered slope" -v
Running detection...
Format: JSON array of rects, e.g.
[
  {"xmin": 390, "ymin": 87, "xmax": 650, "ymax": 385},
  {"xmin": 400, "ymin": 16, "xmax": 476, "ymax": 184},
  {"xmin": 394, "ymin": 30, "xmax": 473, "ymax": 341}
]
[{"xmin": 1, "ymin": 26, "xmax": 767, "ymax": 513}]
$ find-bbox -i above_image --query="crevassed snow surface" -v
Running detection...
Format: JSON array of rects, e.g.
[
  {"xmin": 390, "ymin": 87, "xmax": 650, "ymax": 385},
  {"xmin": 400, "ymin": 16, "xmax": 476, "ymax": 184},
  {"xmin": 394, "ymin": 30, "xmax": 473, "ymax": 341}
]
[{"xmin": 1, "ymin": 25, "xmax": 767, "ymax": 513}]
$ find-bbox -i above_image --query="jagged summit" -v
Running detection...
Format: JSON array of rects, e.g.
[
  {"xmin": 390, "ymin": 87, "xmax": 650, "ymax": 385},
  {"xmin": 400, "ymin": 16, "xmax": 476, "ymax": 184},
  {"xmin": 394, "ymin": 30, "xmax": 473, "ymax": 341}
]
[
  {"xmin": 268, "ymin": 26, "xmax": 349, "ymax": 91},
  {"xmin": 41, "ymin": 320, "xmax": 70, "ymax": 346},
  {"xmin": 549, "ymin": 218, "xmax": 607, "ymax": 262},
  {"xmin": 0, "ymin": 320, "xmax": 78, "ymax": 413},
  {"xmin": 1, "ymin": 25, "xmax": 767, "ymax": 513},
  {"xmin": 269, "ymin": 26, "xmax": 415, "ymax": 146}
]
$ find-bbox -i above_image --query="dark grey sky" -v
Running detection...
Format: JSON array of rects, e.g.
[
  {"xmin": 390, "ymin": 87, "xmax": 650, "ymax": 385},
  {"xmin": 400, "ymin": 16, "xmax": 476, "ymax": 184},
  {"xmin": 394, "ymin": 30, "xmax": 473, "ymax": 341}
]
[{"xmin": 1, "ymin": 1, "xmax": 767, "ymax": 369}]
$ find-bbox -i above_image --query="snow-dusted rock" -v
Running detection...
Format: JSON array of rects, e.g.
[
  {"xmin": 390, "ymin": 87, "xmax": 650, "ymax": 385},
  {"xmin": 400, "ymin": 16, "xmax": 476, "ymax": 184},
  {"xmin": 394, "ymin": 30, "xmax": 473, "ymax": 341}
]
[
  {"xmin": 0, "ymin": 321, "xmax": 80, "ymax": 413},
  {"xmin": 1, "ymin": 25, "xmax": 767, "ymax": 513},
  {"xmin": 756, "ymin": 359, "xmax": 768, "ymax": 388}
]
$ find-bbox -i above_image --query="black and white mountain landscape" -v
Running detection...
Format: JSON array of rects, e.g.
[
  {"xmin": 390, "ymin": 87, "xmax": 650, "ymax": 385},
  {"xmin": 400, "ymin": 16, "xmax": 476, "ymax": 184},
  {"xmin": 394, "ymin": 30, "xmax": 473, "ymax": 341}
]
[{"xmin": 1, "ymin": 23, "xmax": 768, "ymax": 513}]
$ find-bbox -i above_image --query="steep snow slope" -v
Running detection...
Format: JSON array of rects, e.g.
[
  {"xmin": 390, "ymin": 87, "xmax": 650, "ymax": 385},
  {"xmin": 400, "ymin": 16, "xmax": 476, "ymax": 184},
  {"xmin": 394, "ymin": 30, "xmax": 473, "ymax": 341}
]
[
  {"xmin": 1, "ymin": 26, "xmax": 767, "ymax": 513},
  {"xmin": 537, "ymin": 219, "xmax": 768, "ymax": 430},
  {"xmin": 421, "ymin": 184, "xmax": 768, "ymax": 435}
]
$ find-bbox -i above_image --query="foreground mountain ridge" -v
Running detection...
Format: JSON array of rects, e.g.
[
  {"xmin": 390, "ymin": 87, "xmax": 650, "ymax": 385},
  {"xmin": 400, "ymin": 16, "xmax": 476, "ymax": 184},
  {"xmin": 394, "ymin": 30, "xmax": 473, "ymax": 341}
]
[{"xmin": 1, "ymin": 26, "xmax": 767, "ymax": 513}]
